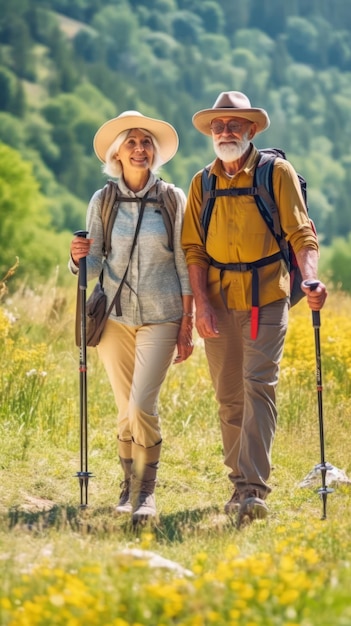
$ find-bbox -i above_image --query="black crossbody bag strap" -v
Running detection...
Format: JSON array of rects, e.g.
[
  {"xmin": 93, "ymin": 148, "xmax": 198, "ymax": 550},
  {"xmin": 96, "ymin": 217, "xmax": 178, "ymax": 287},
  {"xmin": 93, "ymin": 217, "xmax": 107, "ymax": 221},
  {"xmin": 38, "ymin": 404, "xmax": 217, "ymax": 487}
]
[{"xmin": 111, "ymin": 190, "xmax": 149, "ymax": 317}]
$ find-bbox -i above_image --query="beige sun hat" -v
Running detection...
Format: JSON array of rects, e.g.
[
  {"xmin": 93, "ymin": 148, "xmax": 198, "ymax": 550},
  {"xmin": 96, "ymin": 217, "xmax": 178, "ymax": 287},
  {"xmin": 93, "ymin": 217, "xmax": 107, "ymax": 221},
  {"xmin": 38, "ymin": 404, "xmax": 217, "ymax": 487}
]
[
  {"xmin": 192, "ymin": 91, "xmax": 270, "ymax": 136},
  {"xmin": 93, "ymin": 110, "xmax": 179, "ymax": 164}
]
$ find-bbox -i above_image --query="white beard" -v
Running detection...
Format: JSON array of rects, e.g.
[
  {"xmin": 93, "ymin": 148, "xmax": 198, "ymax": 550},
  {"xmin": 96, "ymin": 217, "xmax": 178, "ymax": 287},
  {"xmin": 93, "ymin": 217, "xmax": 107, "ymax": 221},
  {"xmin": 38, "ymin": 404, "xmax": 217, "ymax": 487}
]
[{"xmin": 213, "ymin": 131, "xmax": 251, "ymax": 162}]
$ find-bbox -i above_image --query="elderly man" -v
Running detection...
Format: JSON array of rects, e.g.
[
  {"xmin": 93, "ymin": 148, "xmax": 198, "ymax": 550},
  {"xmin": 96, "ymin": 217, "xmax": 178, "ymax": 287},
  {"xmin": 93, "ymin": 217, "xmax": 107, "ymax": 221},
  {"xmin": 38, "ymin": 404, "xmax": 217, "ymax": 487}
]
[{"xmin": 182, "ymin": 91, "xmax": 327, "ymax": 523}]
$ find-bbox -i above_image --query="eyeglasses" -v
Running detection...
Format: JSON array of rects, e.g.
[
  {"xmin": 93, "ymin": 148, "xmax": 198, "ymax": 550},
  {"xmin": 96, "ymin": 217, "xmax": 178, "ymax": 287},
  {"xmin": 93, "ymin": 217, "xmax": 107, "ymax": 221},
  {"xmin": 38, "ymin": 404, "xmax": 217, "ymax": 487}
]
[{"xmin": 210, "ymin": 120, "xmax": 251, "ymax": 134}]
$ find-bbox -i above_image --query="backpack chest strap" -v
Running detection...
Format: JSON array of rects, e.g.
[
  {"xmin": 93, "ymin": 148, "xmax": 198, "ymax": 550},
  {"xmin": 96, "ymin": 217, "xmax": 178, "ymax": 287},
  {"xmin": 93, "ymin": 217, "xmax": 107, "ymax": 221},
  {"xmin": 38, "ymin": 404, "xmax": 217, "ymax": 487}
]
[
  {"xmin": 205, "ymin": 186, "xmax": 256, "ymax": 198},
  {"xmin": 106, "ymin": 194, "xmax": 174, "ymax": 252},
  {"xmin": 202, "ymin": 186, "xmax": 256, "ymax": 212}
]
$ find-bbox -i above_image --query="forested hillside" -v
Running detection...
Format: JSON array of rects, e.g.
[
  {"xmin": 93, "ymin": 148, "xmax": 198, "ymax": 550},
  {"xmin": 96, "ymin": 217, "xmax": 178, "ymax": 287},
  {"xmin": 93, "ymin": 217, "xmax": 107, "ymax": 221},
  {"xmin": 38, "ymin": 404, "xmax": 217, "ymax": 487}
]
[{"xmin": 1, "ymin": 0, "xmax": 351, "ymax": 284}]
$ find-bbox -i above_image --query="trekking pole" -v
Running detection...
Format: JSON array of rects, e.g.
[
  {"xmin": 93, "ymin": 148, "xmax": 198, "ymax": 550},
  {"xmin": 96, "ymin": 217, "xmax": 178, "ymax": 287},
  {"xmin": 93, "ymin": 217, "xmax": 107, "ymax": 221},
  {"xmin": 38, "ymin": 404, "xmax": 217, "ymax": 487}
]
[
  {"xmin": 304, "ymin": 280, "xmax": 333, "ymax": 519},
  {"xmin": 74, "ymin": 230, "xmax": 93, "ymax": 508}
]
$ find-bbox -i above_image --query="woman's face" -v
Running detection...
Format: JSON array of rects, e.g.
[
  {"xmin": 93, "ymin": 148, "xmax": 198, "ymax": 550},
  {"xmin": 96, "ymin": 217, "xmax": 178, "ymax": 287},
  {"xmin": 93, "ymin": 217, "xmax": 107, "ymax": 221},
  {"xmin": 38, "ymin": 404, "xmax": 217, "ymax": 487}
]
[{"xmin": 115, "ymin": 128, "xmax": 155, "ymax": 174}]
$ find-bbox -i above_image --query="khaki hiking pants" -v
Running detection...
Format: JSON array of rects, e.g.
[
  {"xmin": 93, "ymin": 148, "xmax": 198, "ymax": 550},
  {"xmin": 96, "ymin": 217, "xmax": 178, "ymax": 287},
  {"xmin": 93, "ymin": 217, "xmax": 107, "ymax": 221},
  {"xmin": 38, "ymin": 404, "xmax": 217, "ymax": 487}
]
[
  {"xmin": 204, "ymin": 298, "xmax": 289, "ymax": 496},
  {"xmin": 97, "ymin": 318, "xmax": 179, "ymax": 448}
]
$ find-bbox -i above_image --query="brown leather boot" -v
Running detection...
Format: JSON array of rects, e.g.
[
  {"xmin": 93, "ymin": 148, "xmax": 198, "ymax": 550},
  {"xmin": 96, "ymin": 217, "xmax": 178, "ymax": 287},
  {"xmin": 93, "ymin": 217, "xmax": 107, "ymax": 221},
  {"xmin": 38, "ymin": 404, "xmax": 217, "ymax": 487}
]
[
  {"xmin": 115, "ymin": 439, "xmax": 133, "ymax": 514},
  {"xmin": 239, "ymin": 488, "xmax": 268, "ymax": 520},
  {"xmin": 224, "ymin": 488, "xmax": 241, "ymax": 515},
  {"xmin": 131, "ymin": 440, "xmax": 161, "ymax": 524}
]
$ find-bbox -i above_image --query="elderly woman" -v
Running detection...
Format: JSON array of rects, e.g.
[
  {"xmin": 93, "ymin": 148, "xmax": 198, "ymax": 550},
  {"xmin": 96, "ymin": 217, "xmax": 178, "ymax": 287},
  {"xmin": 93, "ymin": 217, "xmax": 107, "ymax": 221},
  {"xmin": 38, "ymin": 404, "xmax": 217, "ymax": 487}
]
[{"xmin": 70, "ymin": 111, "xmax": 193, "ymax": 523}]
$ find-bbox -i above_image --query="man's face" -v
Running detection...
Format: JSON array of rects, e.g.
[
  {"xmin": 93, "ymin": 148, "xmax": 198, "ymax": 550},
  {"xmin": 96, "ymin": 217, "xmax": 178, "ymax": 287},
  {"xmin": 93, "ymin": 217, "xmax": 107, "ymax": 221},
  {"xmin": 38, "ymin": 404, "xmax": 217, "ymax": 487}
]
[{"xmin": 211, "ymin": 116, "xmax": 254, "ymax": 162}]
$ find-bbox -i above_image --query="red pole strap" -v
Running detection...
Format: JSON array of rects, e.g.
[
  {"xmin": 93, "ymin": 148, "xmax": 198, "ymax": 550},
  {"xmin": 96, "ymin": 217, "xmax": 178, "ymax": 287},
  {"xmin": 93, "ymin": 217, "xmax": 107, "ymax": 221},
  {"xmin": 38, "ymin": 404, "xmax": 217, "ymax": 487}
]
[
  {"xmin": 251, "ymin": 267, "xmax": 259, "ymax": 340},
  {"xmin": 251, "ymin": 306, "xmax": 259, "ymax": 340}
]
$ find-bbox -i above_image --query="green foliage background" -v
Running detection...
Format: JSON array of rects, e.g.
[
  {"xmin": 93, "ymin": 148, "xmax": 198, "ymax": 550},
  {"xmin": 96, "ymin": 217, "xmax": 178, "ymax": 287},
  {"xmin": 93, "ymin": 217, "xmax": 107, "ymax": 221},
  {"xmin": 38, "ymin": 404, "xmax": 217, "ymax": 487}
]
[{"xmin": 1, "ymin": 0, "xmax": 351, "ymax": 286}]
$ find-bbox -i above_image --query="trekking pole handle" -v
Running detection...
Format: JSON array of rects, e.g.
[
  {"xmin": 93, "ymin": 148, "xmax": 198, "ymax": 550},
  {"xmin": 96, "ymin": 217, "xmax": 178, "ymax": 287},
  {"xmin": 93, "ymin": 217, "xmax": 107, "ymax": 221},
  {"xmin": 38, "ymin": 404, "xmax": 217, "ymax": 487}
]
[
  {"xmin": 302, "ymin": 279, "xmax": 320, "ymax": 327},
  {"xmin": 74, "ymin": 230, "xmax": 89, "ymax": 290}
]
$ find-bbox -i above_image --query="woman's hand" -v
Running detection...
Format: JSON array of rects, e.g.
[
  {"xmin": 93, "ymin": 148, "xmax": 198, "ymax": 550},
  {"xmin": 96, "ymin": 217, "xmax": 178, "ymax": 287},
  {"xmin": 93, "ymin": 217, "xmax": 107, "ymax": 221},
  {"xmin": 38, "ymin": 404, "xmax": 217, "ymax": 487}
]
[
  {"xmin": 174, "ymin": 317, "xmax": 194, "ymax": 363},
  {"xmin": 70, "ymin": 236, "xmax": 93, "ymax": 266}
]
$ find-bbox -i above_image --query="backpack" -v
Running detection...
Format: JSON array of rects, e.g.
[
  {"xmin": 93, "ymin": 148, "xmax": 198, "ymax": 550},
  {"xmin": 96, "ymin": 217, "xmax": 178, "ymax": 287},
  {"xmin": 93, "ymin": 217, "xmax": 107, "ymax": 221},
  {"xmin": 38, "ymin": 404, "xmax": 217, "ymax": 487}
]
[
  {"xmin": 99, "ymin": 178, "xmax": 178, "ymax": 255},
  {"xmin": 200, "ymin": 148, "xmax": 314, "ymax": 311}
]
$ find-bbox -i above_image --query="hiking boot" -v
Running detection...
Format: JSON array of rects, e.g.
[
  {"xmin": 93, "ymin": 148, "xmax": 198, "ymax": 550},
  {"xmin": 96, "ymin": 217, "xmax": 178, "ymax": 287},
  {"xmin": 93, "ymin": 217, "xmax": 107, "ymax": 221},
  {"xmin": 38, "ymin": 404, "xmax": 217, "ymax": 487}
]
[
  {"xmin": 131, "ymin": 440, "xmax": 161, "ymax": 525},
  {"xmin": 224, "ymin": 488, "xmax": 241, "ymax": 514},
  {"xmin": 116, "ymin": 441, "xmax": 133, "ymax": 514},
  {"xmin": 115, "ymin": 479, "xmax": 132, "ymax": 514},
  {"xmin": 239, "ymin": 489, "xmax": 268, "ymax": 520},
  {"xmin": 132, "ymin": 490, "xmax": 157, "ymax": 523}
]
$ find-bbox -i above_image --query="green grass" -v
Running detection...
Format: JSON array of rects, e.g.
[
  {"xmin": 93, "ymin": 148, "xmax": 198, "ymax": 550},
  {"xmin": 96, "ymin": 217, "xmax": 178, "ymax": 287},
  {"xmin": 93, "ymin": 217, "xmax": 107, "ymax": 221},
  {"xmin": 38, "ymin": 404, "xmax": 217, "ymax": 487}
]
[{"xmin": 1, "ymin": 278, "xmax": 351, "ymax": 625}]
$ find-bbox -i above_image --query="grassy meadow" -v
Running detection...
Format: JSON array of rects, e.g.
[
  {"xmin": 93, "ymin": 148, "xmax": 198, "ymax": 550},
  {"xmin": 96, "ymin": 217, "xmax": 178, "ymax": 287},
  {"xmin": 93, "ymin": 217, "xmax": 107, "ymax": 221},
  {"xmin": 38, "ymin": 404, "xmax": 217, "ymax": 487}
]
[{"xmin": 1, "ymin": 271, "xmax": 351, "ymax": 626}]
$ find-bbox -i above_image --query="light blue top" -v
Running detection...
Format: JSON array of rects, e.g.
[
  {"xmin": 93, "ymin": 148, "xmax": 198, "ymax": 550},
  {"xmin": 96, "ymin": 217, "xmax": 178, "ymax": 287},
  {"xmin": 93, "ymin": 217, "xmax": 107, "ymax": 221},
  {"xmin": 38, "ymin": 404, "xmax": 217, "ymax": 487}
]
[{"xmin": 70, "ymin": 172, "xmax": 192, "ymax": 326}]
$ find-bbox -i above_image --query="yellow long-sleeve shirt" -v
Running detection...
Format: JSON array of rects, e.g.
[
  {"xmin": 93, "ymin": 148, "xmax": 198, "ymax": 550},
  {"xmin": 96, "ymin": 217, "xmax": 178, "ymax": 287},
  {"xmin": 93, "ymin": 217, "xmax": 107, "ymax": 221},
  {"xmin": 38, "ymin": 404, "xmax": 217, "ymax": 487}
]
[{"xmin": 181, "ymin": 145, "xmax": 319, "ymax": 310}]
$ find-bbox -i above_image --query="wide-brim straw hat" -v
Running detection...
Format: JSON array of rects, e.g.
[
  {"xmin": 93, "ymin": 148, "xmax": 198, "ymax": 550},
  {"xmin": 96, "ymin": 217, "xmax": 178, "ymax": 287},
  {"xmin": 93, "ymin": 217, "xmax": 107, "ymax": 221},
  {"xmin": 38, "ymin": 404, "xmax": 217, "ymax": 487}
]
[
  {"xmin": 93, "ymin": 110, "xmax": 179, "ymax": 165},
  {"xmin": 193, "ymin": 91, "xmax": 270, "ymax": 136}
]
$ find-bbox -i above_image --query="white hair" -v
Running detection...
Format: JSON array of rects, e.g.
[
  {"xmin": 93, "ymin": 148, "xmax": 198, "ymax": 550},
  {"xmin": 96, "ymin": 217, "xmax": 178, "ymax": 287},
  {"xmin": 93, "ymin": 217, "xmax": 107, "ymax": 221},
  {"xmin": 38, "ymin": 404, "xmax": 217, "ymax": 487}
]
[
  {"xmin": 102, "ymin": 128, "xmax": 163, "ymax": 178},
  {"xmin": 212, "ymin": 129, "xmax": 252, "ymax": 163}
]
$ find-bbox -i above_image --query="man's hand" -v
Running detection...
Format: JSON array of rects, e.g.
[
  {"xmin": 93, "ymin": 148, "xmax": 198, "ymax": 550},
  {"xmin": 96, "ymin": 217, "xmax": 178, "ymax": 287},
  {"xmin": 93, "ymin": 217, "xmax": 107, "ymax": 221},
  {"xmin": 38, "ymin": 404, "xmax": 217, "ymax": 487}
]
[
  {"xmin": 187, "ymin": 265, "xmax": 219, "ymax": 338},
  {"xmin": 301, "ymin": 279, "xmax": 328, "ymax": 311},
  {"xmin": 195, "ymin": 303, "xmax": 219, "ymax": 338}
]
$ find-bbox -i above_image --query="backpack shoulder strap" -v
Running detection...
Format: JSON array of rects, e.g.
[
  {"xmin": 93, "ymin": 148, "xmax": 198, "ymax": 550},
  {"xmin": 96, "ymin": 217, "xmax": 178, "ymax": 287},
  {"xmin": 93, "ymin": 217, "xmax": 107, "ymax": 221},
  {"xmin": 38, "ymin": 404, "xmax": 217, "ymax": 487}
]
[
  {"xmin": 200, "ymin": 165, "xmax": 217, "ymax": 243},
  {"xmin": 100, "ymin": 179, "xmax": 178, "ymax": 255},
  {"xmin": 154, "ymin": 179, "xmax": 177, "ymax": 251},
  {"xmin": 199, "ymin": 165, "xmax": 255, "ymax": 242},
  {"xmin": 100, "ymin": 179, "xmax": 120, "ymax": 257},
  {"xmin": 254, "ymin": 151, "xmax": 289, "ymax": 264},
  {"xmin": 254, "ymin": 152, "xmax": 281, "ymax": 237}
]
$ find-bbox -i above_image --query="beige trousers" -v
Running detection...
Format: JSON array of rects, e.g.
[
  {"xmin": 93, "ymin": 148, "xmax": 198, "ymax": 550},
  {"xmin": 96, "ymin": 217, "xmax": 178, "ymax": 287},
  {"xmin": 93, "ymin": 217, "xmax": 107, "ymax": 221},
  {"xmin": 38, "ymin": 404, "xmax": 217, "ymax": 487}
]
[
  {"xmin": 204, "ymin": 298, "xmax": 289, "ymax": 495},
  {"xmin": 97, "ymin": 319, "xmax": 179, "ymax": 448}
]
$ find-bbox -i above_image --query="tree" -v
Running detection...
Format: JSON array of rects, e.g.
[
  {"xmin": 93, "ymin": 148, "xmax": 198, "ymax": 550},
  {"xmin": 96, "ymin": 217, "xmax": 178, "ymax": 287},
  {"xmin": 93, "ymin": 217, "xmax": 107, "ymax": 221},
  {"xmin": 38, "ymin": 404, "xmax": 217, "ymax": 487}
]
[
  {"xmin": 328, "ymin": 31, "xmax": 351, "ymax": 70},
  {"xmin": 249, "ymin": 0, "xmax": 294, "ymax": 36},
  {"xmin": 46, "ymin": 25, "xmax": 79, "ymax": 93},
  {"xmin": 171, "ymin": 11, "xmax": 203, "ymax": 45},
  {"xmin": 0, "ymin": 143, "xmax": 68, "ymax": 283},
  {"xmin": 269, "ymin": 35, "xmax": 290, "ymax": 87},
  {"xmin": 199, "ymin": 34, "xmax": 230, "ymax": 61},
  {"xmin": 0, "ymin": 69, "xmax": 16, "ymax": 113},
  {"xmin": 197, "ymin": 1, "xmax": 224, "ymax": 34},
  {"xmin": 9, "ymin": 17, "xmax": 34, "ymax": 79},
  {"xmin": 73, "ymin": 29, "xmax": 100, "ymax": 63},
  {"xmin": 91, "ymin": 7, "xmax": 139, "ymax": 71},
  {"xmin": 24, "ymin": 113, "xmax": 60, "ymax": 169},
  {"xmin": 220, "ymin": 0, "xmax": 250, "ymax": 40},
  {"xmin": 0, "ymin": 112, "xmax": 25, "ymax": 150},
  {"xmin": 233, "ymin": 28, "xmax": 275, "ymax": 58},
  {"xmin": 0, "ymin": 0, "xmax": 30, "ymax": 38},
  {"xmin": 11, "ymin": 79, "xmax": 26, "ymax": 117},
  {"xmin": 143, "ymin": 32, "xmax": 179, "ymax": 60},
  {"xmin": 328, "ymin": 235, "xmax": 351, "ymax": 292},
  {"xmin": 285, "ymin": 17, "xmax": 320, "ymax": 65}
]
